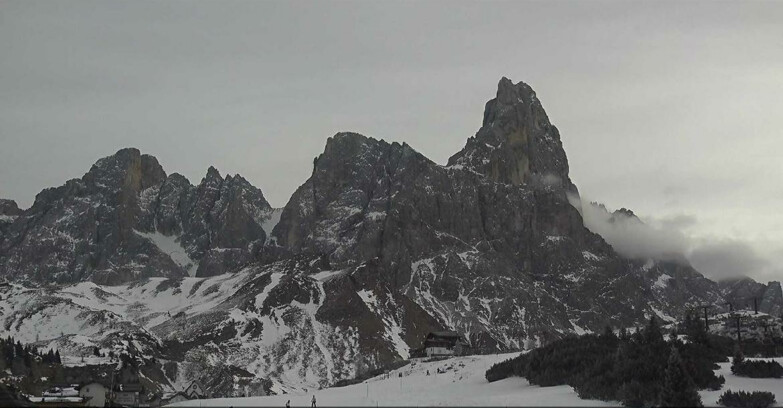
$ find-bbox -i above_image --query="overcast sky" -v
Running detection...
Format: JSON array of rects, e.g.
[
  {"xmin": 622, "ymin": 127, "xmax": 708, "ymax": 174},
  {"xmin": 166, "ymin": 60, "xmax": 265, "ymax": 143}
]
[{"xmin": 1, "ymin": 1, "xmax": 782, "ymax": 282}]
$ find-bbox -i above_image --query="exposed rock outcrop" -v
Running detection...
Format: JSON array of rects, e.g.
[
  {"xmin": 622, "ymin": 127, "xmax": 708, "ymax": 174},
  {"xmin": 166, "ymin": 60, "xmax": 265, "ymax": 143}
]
[{"xmin": 0, "ymin": 148, "xmax": 275, "ymax": 284}]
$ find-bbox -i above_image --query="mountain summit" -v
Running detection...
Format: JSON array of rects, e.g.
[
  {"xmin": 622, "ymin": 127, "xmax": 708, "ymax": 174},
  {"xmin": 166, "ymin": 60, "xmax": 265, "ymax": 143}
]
[{"xmin": 449, "ymin": 77, "xmax": 574, "ymax": 194}]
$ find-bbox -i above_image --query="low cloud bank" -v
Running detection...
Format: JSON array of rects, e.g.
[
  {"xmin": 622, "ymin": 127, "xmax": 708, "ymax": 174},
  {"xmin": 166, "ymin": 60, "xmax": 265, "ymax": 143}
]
[
  {"xmin": 688, "ymin": 239, "xmax": 781, "ymax": 282},
  {"xmin": 569, "ymin": 193, "xmax": 783, "ymax": 283}
]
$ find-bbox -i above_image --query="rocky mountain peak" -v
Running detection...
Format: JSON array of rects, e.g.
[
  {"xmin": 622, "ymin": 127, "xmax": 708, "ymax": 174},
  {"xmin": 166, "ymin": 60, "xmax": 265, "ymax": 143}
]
[
  {"xmin": 448, "ymin": 78, "xmax": 574, "ymax": 194},
  {"xmin": 320, "ymin": 132, "xmax": 379, "ymax": 163},
  {"xmin": 0, "ymin": 199, "xmax": 21, "ymax": 235},
  {"xmin": 611, "ymin": 207, "xmax": 642, "ymax": 224},
  {"xmin": 0, "ymin": 199, "xmax": 22, "ymax": 216},
  {"xmin": 488, "ymin": 77, "xmax": 540, "ymax": 126},
  {"xmin": 83, "ymin": 147, "xmax": 167, "ymax": 194},
  {"xmin": 203, "ymin": 165, "xmax": 223, "ymax": 183}
]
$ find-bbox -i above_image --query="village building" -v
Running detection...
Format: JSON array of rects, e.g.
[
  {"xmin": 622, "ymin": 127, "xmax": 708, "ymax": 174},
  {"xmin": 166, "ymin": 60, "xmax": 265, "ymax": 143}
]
[
  {"xmin": 422, "ymin": 331, "xmax": 471, "ymax": 357},
  {"xmin": 111, "ymin": 383, "xmax": 142, "ymax": 407},
  {"xmin": 29, "ymin": 385, "xmax": 86, "ymax": 407}
]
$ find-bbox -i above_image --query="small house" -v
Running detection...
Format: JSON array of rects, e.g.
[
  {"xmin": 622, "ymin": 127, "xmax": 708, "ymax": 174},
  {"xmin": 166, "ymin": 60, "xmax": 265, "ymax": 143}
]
[
  {"xmin": 111, "ymin": 383, "xmax": 142, "ymax": 407},
  {"xmin": 423, "ymin": 331, "xmax": 471, "ymax": 357}
]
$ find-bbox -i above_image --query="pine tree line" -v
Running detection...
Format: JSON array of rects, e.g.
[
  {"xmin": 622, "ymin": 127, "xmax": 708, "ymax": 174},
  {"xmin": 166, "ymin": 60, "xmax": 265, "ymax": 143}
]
[
  {"xmin": 0, "ymin": 336, "xmax": 62, "ymax": 377},
  {"xmin": 486, "ymin": 317, "xmax": 726, "ymax": 407}
]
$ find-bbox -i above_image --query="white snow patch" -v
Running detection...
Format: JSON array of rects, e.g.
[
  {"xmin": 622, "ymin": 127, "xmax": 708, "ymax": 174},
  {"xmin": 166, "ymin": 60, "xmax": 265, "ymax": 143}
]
[
  {"xmin": 365, "ymin": 211, "xmax": 386, "ymax": 221},
  {"xmin": 650, "ymin": 305, "xmax": 676, "ymax": 322},
  {"xmin": 569, "ymin": 319, "xmax": 590, "ymax": 336},
  {"xmin": 653, "ymin": 274, "xmax": 672, "ymax": 289},
  {"xmin": 357, "ymin": 290, "xmax": 378, "ymax": 310},
  {"xmin": 582, "ymin": 251, "xmax": 600, "ymax": 261},
  {"xmin": 135, "ymin": 230, "xmax": 199, "ymax": 276}
]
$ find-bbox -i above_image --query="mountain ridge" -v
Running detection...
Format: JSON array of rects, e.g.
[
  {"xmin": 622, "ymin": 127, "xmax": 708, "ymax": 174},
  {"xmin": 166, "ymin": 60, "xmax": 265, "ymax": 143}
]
[{"xmin": 0, "ymin": 78, "xmax": 772, "ymax": 397}]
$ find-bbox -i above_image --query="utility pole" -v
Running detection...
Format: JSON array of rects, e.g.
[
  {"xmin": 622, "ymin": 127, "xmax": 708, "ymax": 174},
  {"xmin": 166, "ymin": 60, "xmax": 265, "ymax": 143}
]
[
  {"xmin": 698, "ymin": 305, "xmax": 711, "ymax": 333},
  {"xmin": 109, "ymin": 367, "xmax": 116, "ymax": 406}
]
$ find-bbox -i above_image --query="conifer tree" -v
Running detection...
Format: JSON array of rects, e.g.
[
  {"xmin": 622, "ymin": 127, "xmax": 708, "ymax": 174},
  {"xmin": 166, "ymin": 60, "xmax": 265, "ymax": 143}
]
[
  {"xmin": 601, "ymin": 325, "xmax": 617, "ymax": 341},
  {"xmin": 731, "ymin": 346, "xmax": 744, "ymax": 374},
  {"xmin": 618, "ymin": 327, "xmax": 628, "ymax": 340},
  {"xmin": 659, "ymin": 347, "xmax": 702, "ymax": 407},
  {"xmin": 644, "ymin": 316, "xmax": 663, "ymax": 345}
]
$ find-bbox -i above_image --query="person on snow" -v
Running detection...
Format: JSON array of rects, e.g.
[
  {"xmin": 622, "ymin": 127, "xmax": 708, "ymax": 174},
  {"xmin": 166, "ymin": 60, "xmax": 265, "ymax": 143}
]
[{"xmin": 311, "ymin": 395, "xmax": 317, "ymax": 408}]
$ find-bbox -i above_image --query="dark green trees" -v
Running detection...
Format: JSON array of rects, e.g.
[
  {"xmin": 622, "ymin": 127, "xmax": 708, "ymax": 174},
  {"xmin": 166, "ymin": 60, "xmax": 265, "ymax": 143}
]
[{"xmin": 659, "ymin": 347, "xmax": 703, "ymax": 407}]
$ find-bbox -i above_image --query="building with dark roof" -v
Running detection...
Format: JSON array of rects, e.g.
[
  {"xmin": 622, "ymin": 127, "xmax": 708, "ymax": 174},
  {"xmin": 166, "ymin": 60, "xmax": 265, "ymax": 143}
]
[{"xmin": 422, "ymin": 331, "xmax": 471, "ymax": 357}]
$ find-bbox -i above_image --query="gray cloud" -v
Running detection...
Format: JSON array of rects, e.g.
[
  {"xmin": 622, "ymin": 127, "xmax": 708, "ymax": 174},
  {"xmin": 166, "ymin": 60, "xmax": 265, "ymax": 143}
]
[
  {"xmin": 655, "ymin": 214, "xmax": 699, "ymax": 232},
  {"xmin": 571, "ymin": 195, "xmax": 690, "ymax": 262},
  {"xmin": 687, "ymin": 240, "xmax": 771, "ymax": 282},
  {"xmin": 1, "ymin": 1, "xmax": 782, "ymax": 281},
  {"xmin": 572, "ymin": 195, "xmax": 783, "ymax": 283}
]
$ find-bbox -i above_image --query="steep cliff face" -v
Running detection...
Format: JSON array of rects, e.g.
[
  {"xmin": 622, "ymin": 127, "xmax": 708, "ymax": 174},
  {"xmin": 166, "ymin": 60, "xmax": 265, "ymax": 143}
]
[
  {"xmin": 0, "ymin": 148, "xmax": 275, "ymax": 285},
  {"xmin": 270, "ymin": 78, "xmax": 723, "ymax": 349},
  {"xmin": 449, "ymin": 77, "xmax": 574, "ymax": 193}
]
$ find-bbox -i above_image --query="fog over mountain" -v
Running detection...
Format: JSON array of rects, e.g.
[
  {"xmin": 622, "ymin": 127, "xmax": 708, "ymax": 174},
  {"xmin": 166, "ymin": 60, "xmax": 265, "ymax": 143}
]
[{"xmin": 572, "ymin": 196, "xmax": 783, "ymax": 282}]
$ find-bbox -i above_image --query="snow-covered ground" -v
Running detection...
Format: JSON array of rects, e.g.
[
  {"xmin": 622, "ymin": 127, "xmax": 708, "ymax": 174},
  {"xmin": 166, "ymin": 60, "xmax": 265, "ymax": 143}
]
[
  {"xmin": 700, "ymin": 357, "xmax": 783, "ymax": 406},
  {"xmin": 167, "ymin": 353, "xmax": 615, "ymax": 407},
  {"xmin": 168, "ymin": 354, "xmax": 783, "ymax": 407}
]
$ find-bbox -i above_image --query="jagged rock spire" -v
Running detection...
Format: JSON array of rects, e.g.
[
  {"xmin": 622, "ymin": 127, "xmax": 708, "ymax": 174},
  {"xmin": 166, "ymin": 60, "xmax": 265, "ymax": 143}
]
[{"xmin": 449, "ymin": 77, "xmax": 575, "ymax": 194}]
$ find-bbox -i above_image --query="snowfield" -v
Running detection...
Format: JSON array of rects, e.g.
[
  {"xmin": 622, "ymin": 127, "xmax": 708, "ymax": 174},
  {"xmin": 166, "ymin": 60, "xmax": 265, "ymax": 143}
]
[
  {"xmin": 167, "ymin": 353, "xmax": 615, "ymax": 407},
  {"xmin": 168, "ymin": 354, "xmax": 783, "ymax": 407},
  {"xmin": 700, "ymin": 357, "xmax": 783, "ymax": 406}
]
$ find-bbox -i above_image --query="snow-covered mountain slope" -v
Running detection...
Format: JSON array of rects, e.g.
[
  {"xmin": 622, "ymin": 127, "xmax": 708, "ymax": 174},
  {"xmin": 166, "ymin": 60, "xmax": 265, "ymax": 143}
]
[
  {"xmin": 167, "ymin": 355, "xmax": 783, "ymax": 407},
  {"xmin": 0, "ymin": 258, "xmax": 420, "ymax": 394},
  {"xmin": 168, "ymin": 352, "xmax": 615, "ymax": 407}
]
